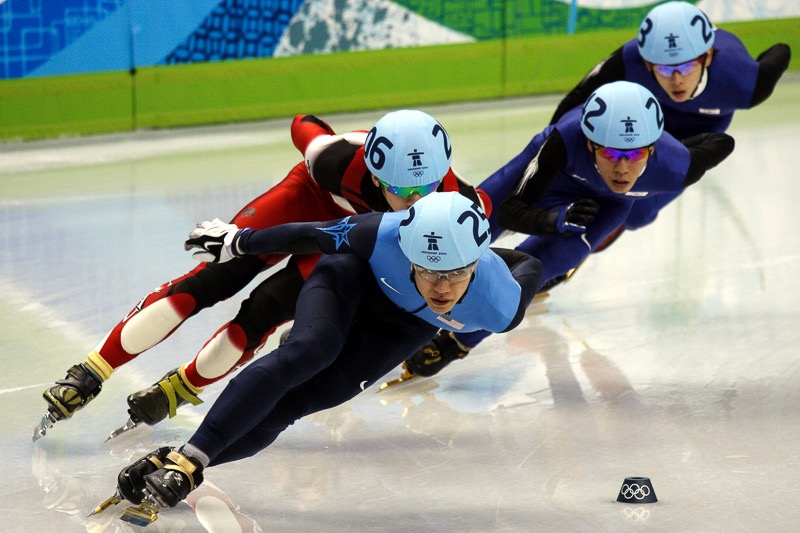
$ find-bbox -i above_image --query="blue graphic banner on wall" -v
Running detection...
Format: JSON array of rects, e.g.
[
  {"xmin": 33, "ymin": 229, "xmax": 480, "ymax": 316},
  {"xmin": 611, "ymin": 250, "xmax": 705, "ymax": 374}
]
[
  {"xmin": 165, "ymin": 0, "xmax": 304, "ymax": 64},
  {"xmin": 0, "ymin": 0, "xmax": 305, "ymax": 79},
  {"xmin": 1, "ymin": 0, "xmax": 797, "ymax": 80},
  {"xmin": 0, "ymin": 0, "xmax": 125, "ymax": 78}
]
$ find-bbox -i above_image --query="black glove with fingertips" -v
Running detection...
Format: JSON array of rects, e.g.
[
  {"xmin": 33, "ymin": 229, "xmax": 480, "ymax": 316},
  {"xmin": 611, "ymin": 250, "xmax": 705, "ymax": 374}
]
[{"xmin": 549, "ymin": 199, "xmax": 600, "ymax": 234}]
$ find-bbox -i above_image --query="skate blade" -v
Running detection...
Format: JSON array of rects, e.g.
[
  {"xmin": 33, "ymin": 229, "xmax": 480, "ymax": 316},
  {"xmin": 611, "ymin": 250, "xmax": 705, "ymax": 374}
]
[
  {"xmin": 532, "ymin": 291, "xmax": 549, "ymax": 302},
  {"xmin": 120, "ymin": 497, "xmax": 160, "ymax": 527},
  {"xmin": 87, "ymin": 491, "xmax": 122, "ymax": 517},
  {"xmin": 32, "ymin": 411, "xmax": 59, "ymax": 442},
  {"xmin": 526, "ymin": 299, "xmax": 550, "ymax": 316},
  {"xmin": 378, "ymin": 370, "xmax": 416, "ymax": 391},
  {"xmin": 105, "ymin": 417, "xmax": 141, "ymax": 442}
]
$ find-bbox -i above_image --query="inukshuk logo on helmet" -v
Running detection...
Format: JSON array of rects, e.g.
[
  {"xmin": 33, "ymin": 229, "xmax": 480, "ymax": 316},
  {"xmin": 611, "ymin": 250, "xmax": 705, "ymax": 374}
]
[
  {"xmin": 422, "ymin": 232, "xmax": 444, "ymax": 263},
  {"xmin": 663, "ymin": 33, "xmax": 681, "ymax": 59},
  {"xmin": 408, "ymin": 149, "xmax": 427, "ymax": 178},
  {"xmin": 620, "ymin": 116, "xmax": 639, "ymax": 144}
]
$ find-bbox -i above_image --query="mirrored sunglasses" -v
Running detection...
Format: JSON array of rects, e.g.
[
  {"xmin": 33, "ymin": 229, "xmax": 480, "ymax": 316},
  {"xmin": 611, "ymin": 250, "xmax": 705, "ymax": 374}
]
[
  {"xmin": 378, "ymin": 178, "xmax": 440, "ymax": 199},
  {"xmin": 413, "ymin": 263, "xmax": 476, "ymax": 283},
  {"xmin": 592, "ymin": 143, "xmax": 653, "ymax": 163},
  {"xmin": 653, "ymin": 55, "xmax": 705, "ymax": 78}
]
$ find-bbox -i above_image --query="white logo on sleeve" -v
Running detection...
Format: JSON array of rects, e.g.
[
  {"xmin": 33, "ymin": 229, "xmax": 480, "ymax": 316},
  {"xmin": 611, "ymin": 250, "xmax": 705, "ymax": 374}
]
[{"xmin": 380, "ymin": 278, "xmax": 402, "ymax": 294}]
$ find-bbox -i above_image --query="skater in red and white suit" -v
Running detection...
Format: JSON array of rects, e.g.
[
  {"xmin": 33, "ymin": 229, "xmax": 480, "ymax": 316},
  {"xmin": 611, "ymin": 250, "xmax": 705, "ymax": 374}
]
[{"xmin": 39, "ymin": 110, "xmax": 489, "ymax": 433}]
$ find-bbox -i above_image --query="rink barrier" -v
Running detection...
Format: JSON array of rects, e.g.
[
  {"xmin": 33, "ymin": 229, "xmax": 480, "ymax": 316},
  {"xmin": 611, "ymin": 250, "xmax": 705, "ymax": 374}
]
[{"xmin": 0, "ymin": 18, "xmax": 798, "ymax": 142}]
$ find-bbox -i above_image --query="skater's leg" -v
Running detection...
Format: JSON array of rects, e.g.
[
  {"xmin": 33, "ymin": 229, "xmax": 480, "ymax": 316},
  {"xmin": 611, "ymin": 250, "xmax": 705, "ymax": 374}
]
[
  {"xmin": 43, "ymin": 163, "xmax": 349, "ymax": 426},
  {"xmin": 210, "ymin": 275, "xmax": 437, "ymax": 464},
  {"xmin": 184, "ymin": 255, "xmax": 369, "ymax": 464},
  {"xmin": 41, "ymin": 257, "xmax": 265, "ymax": 423},
  {"xmin": 125, "ymin": 259, "xmax": 308, "ymax": 426}
]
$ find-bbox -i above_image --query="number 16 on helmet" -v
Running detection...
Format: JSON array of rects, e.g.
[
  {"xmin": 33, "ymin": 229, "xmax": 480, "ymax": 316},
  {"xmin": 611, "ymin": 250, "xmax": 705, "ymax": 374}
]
[{"xmin": 364, "ymin": 110, "xmax": 453, "ymax": 192}]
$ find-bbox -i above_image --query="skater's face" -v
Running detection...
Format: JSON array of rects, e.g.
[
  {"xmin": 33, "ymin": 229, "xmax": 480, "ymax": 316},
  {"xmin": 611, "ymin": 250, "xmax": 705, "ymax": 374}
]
[
  {"xmin": 645, "ymin": 50, "xmax": 713, "ymax": 103},
  {"xmin": 372, "ymin": 175, "xmax": 439, "ymax": 211},
  {"xmin": 412, "ymin": 263, "xmax": 476, "ymax": 314},
  {"xmin": 589, "ymin": 141, "xmax": 653, "ymax": 194}
]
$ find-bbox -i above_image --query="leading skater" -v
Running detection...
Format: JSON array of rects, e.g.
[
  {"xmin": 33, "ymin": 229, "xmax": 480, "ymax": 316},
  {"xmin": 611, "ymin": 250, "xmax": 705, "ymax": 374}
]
[{"xmin": 102, "ymin": 191, "xmax": 541, "ymax": 517}]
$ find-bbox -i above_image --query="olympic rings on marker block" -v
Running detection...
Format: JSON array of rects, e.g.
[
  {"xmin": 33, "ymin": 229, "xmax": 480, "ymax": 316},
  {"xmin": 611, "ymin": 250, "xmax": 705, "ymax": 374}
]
[{"xmin": 616, "ymin": 476, "xmax": 658, "ymax": 504}]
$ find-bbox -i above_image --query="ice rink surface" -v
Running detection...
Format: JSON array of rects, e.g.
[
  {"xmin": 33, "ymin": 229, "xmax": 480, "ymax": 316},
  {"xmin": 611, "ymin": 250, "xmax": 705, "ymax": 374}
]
[{"xmin": 1, "ymin": 76, "xmax": 799, "ymax": 532}]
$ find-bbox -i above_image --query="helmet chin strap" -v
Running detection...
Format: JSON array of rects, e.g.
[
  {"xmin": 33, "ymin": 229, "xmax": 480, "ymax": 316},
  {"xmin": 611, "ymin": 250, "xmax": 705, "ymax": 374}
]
[
  {"xmin": 457, "ymin": 272, "xmax": 476, "ymax": 303},
  {"xmin": 690, "ymin": 64, "xmax": 709, "ymax": 99}
]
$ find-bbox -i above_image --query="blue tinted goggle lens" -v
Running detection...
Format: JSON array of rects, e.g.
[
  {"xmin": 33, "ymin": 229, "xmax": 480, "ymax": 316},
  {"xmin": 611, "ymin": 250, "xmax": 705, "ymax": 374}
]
[
  {"xmin": 653, "ymin": 56, "xmax": 703, "ymax": 78},
  {"xmin": 379, "ymin": 179, "xmax": 440, "ymax": 199},
  {"xmin": 593, "ymin": 144, "xmax": 652, "ymax": 163}
]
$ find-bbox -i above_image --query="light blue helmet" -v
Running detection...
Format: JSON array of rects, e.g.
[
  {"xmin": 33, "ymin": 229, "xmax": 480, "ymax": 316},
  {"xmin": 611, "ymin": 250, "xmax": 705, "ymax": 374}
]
[
  {"xmin": 637, "ymin": 1, "xmax": 715, "ymax": 65},
  {"xmin": 398, "ymin": 192, "xmax": 490, "ymax": 271},
  {"xmin": 364, "ymin": 110, "xmax": 452, "ymax": 188},
  {"xmin": 580, "ymin": 81, "xmax": 664, "ymax": 149}
]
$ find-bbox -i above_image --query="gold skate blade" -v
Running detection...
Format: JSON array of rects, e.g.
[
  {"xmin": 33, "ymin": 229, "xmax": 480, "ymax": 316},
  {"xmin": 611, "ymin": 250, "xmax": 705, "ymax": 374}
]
[
  {"xmin": 32, "ymin": 411, "xmax": 58, "ymax": 442},
  {"xmin": 87, "ymin": 491, "xmax": 122, "ymax": 517},
  {"xmin": 120, "ymin": 497, "xmax": 160, "ymax": 527},
  {"xmin": 378, "ymin": 370, "xmax": 416, "ymax": 391},
  {"xmin": 105, "ymin": 417, "xmax": 141, "ymax": 442}
]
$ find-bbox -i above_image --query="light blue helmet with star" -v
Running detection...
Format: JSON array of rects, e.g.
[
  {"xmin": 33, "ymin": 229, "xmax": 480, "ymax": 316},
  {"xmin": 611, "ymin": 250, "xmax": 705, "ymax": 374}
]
[
  {"xmin": 637, "ymin": 1, "xmax": 715, "ymax": 65},
  {"xmin": 580, "ymin": 81, "xmax": 664, "ymax": 149},
  {"xmin": 364, "ymin": 110, "xmax": 452, "ymax": 189},
  {"xmin": 397, "ymin": 192, "xmax": 490, "ymax": 271}
]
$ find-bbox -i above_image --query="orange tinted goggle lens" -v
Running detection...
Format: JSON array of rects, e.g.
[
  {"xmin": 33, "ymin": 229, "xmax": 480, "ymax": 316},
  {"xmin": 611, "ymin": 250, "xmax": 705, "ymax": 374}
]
[{"xmin": 594, "ymin": 145, "xmax": 651, "ymax": 163}]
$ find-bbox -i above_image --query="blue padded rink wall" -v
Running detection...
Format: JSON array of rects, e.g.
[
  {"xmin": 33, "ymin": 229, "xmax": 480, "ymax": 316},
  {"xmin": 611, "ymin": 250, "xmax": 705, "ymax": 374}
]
[{"xmin": 2, "ymin": 77, "xmax": 799, "ymax": 532}]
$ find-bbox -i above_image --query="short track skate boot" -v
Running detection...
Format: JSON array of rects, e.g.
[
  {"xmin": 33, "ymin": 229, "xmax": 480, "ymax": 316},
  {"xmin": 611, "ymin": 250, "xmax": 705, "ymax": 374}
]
[
  {"xmin": 126, "ymin": 368, "xmax": 203, "ymax": 426},
  {"xmin": 534, "ymin": 274, "xmax": 567, "ymax": 301},
  {"xmin": 404, "ymin": 330, "xmax": 471, "ymax": 378},
  {"xmin": 88, "ymin": 447, "xmax": 173, "ymax": 521},
  {"xmin": 42, "ymin": 363, "xmax": 103, "ymax": 421},
  {"xmin": 116, "ymin": 447, "xmax": 173, "ymax": 504},
  {"xmin": 143, "ymin": 449, "xmax": 205, "ymax": 508},
  {"xmin": 534, "ymin": 259, "xmax": 585, "ymax": 301}
]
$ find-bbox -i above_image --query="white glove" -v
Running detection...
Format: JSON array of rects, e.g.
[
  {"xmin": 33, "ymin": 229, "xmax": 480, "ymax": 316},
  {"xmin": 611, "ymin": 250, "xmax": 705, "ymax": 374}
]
[{"xmin": 184, "ymin": 219, "xmax": 242, "ymax": 263}]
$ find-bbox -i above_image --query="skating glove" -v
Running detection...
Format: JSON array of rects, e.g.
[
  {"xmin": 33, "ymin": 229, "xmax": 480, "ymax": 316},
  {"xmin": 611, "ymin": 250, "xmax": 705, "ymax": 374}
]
[
  {"xmin": 184, "ymin": 219, "xmax": 245, "ymax": 263},
  {"xmin": 550, "ymin": 199, "xmax": 599, "ymax": 234},
  {"xmin": 404, "ymin": 330, "xmax": 470, "ymax": 378}
]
